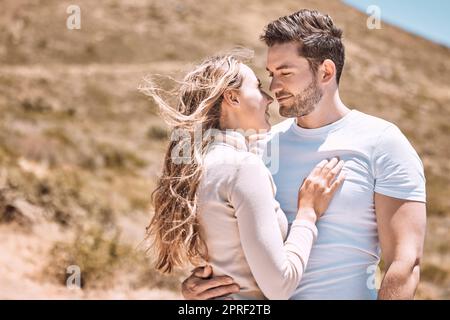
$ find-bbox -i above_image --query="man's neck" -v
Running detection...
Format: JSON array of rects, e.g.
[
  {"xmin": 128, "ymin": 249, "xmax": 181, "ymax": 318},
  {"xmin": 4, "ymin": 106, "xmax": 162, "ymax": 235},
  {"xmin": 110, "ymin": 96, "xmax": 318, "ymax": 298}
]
[{"xmin": 296, "ymin": 91, "xmax": 351, "ymax": 129}]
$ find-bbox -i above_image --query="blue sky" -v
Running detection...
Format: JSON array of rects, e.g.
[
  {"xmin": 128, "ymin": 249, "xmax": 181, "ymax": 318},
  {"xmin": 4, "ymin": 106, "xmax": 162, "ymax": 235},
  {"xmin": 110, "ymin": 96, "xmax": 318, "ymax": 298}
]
[{"xmin": 343, "ymin": 0, "xmax": 450, "ymax": 47}]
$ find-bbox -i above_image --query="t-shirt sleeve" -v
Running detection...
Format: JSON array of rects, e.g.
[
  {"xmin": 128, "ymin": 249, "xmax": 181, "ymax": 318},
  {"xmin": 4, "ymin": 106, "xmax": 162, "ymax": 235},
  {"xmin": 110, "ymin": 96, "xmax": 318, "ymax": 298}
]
[
  {"xmin": 372, "ymin": 124, "xmax": 426, "ymax": 202},
  {"xmin": 230, "ymin": 156, "xmax": 317, "ymax": 300}
]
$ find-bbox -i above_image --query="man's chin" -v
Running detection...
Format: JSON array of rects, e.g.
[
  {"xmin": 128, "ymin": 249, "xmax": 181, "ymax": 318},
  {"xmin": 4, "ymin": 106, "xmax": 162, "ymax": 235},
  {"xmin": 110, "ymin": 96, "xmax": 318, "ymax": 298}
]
[
  {"xmin": 279, "ymin": 105, "xmax": 314, "ymax": 118},
  {"xmin": 278, "ymin": 104, "xmax": 296, "ymax": 118}
]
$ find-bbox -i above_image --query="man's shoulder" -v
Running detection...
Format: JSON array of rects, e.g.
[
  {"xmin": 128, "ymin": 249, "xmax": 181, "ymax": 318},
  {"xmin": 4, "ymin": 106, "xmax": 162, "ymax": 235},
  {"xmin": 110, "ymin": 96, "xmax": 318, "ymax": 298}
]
[
  {"xmin": 351, "ymin": 110, "xmax": 418, "ymax": 158},
  {"xmin": 352, "ymin": 110, "xmax": 396, "ymax": 131}
]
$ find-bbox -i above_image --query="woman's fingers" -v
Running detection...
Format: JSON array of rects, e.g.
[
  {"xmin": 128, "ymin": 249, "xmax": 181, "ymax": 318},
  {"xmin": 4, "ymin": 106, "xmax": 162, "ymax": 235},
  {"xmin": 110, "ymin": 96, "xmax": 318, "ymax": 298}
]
[
  {"xmin": 325, "ymin": 160, "xmax": 345, "ymax": 185},
  {"xmin": 320, "ymin": 157, "xmax": 339, "ymax": 176},
  {"xmin": 329, "ymin": 171, "xmax": 346, "ymax": 194},
  {"xmin": 310, "ymin": 159, "xmax": 329, "ymax": 177}
]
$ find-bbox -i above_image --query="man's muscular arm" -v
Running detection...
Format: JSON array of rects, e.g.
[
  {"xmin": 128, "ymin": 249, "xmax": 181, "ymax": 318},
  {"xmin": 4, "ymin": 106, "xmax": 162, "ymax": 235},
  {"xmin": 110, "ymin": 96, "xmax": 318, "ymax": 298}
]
[{"xmin": 375, "ymin": 193, "xmax": 426, "ymax": 299}]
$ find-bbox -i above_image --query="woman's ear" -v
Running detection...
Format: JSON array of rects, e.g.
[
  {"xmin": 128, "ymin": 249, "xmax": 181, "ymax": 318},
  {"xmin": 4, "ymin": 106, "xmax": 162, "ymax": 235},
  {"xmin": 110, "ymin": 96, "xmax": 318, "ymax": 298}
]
[{"xmin": 223, "ymin": 89, "xmax": 240, "ymax": 108}]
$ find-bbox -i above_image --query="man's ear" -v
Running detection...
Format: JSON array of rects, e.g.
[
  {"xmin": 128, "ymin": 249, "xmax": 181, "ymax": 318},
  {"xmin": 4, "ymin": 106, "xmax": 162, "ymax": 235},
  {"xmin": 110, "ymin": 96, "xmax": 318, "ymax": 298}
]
[
  {"xmin": 223, "ymin": 89, "xmax": 240, "ymax": 108},
  {"xmin": 320, "ymin": 59, "xmax": 336, "ymax": 84}
]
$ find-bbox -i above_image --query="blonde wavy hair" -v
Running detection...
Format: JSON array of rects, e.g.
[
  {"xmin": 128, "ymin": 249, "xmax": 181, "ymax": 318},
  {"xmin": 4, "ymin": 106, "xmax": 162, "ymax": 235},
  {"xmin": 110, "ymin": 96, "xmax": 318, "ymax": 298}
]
[{"xmin": 139, "ymin": 49, "xmax": 253, "ymax": 273}]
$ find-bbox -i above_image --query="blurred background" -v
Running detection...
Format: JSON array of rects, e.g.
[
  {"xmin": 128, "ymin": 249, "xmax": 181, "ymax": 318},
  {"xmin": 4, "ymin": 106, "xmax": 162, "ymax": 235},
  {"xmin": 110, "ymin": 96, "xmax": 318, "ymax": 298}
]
[{"xmin": 0, "ymin": 0, "xmax": 448, "ymax": 299}]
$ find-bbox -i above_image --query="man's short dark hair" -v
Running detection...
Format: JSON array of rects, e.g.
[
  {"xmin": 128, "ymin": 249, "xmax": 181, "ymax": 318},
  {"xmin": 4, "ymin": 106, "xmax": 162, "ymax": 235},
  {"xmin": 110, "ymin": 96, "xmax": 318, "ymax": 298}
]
[{"xmin": 261, "ymin": 9, "xmax": 345, "ymax": 85}]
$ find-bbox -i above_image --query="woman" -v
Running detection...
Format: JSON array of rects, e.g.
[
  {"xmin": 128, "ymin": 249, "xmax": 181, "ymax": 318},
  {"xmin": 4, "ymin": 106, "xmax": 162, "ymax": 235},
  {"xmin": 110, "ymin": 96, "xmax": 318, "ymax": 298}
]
[{"xmin": 142, "ymin": 51, "xmax": 345, "ymax": 299}]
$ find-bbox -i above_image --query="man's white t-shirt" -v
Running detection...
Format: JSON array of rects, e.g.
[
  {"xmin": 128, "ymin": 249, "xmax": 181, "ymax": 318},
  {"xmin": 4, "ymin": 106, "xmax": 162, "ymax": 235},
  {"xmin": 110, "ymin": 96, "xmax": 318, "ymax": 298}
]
[{"xmin": 260, "ymin": 109, "xmax": 426, "ymax": 299}]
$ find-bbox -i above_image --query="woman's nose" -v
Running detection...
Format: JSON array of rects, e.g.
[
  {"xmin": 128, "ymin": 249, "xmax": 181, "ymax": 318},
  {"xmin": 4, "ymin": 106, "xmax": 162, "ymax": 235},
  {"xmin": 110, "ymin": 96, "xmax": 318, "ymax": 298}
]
[{"xmin": 265, "ymin": 92, "xmax": 274, "ymax": 104}]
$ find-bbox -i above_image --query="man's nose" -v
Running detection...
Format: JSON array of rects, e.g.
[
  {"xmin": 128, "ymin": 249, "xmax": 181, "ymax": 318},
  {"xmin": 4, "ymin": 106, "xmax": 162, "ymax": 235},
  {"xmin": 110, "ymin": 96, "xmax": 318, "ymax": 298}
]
[{"xmin": 269, "ymin": 77, "xmax": 282, "ymax": 95}]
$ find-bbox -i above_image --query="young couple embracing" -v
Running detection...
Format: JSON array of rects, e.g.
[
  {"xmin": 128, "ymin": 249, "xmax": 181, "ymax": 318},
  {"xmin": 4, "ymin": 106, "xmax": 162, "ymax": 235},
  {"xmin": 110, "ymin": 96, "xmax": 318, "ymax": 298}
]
[{"xmin": 143, "ymin": 9, "xmax": 426, "ymax": 300}]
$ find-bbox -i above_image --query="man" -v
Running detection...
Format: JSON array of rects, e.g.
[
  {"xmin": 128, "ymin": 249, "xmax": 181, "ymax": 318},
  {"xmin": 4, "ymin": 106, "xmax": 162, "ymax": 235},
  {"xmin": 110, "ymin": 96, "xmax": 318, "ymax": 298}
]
[{"xmin": 181, "ymin": 9, "xmax": 426, "ymax": 300}]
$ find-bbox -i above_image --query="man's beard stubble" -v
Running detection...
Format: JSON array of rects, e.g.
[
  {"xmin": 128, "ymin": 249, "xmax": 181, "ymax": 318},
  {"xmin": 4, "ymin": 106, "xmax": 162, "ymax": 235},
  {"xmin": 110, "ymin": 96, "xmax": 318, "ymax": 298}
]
[{"xmin": 279, "ymin": 79, "xmax": 323, "ymax": 118}]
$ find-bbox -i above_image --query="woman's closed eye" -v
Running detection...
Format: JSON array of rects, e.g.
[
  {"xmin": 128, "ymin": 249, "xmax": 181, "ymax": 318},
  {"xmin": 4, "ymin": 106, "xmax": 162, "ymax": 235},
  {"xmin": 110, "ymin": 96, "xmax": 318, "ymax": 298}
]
[{"xmin": 257, "ymin": 80, "xmax": 264, "ymax": 90}]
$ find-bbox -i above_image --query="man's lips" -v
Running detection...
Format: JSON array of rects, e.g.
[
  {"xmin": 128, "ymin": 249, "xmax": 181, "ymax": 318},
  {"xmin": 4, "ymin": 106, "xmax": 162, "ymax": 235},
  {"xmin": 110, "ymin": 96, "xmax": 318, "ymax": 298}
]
[{"xmin": 276, "ymin": 95, "xmax": 293, "ymax": 102}]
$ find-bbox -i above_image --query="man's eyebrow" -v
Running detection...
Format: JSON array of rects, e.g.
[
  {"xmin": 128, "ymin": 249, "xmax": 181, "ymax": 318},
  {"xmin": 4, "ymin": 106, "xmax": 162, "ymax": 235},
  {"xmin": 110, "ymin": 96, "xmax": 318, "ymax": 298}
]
[
  {"xmin": 275, "ymin": 64, "xmax": 294, "ymax": 70},
  {"xmin": 266, "ymin": 64, "xmax": 294, "ymax": 72}
]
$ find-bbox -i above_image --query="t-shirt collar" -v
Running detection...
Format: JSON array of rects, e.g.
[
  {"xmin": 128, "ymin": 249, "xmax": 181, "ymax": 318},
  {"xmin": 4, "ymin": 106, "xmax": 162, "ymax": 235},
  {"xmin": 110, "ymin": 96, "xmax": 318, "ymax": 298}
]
[{"xmin": 291, "ymin": 109, "xmax": 358, "ymax": 136}]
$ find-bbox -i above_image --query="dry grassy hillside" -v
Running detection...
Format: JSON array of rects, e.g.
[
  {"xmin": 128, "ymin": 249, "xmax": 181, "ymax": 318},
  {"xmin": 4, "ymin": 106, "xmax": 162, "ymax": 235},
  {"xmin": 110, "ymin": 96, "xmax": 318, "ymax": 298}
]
[{"xmin": 0, "ymin": 0, "xmax": 448, "ymax": 299}]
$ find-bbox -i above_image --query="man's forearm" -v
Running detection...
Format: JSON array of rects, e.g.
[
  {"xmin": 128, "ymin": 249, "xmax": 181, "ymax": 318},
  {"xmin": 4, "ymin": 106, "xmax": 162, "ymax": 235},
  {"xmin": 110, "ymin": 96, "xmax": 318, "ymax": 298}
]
[{"xmin": 378, "ymin": 260, "xmax": 420, "ymax": 299}]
